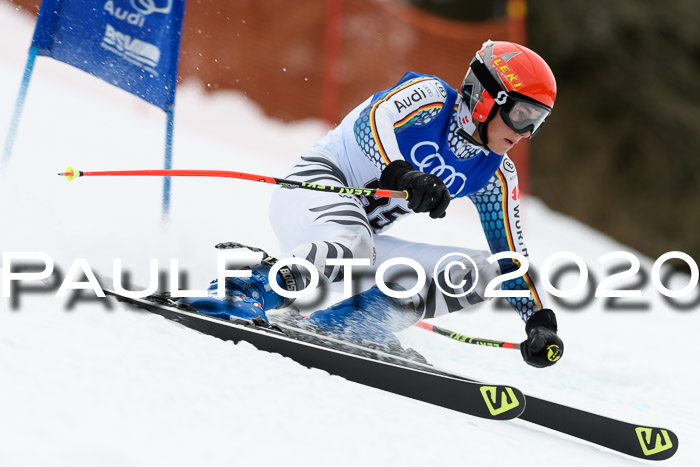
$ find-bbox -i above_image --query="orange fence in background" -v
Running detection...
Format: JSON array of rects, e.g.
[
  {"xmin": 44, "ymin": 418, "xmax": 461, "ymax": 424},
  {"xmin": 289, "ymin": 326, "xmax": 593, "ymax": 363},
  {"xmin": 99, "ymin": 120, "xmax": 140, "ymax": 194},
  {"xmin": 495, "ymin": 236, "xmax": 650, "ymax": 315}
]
[{"xmin": 10, "ymin": 0, "xmax": 529, "ymax": 191}]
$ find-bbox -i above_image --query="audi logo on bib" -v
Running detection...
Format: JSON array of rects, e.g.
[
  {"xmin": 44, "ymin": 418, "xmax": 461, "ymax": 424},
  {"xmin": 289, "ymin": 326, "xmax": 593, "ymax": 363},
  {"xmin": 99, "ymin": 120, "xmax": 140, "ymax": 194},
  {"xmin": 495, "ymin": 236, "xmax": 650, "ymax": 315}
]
[{"xmin": 410, "ymin": 141, "xmax": 467, "ymax": 195}]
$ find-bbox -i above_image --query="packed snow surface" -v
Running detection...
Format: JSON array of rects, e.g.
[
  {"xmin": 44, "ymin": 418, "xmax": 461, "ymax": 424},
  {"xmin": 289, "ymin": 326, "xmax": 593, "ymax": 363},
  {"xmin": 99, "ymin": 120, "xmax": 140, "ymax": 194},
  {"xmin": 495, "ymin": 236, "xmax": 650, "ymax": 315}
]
[{"xmin": 1, "ymin": 3, "xmax": 698, "ymax": 466}]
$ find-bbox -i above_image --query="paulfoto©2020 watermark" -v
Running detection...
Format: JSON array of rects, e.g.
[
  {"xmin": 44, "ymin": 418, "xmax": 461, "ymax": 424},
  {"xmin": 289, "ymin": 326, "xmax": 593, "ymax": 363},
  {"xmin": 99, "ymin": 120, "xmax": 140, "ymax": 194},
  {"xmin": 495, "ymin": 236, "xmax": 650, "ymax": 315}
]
[{"xmin": 1, "ymin": 250, "xmax": 698, "ymax": 311}]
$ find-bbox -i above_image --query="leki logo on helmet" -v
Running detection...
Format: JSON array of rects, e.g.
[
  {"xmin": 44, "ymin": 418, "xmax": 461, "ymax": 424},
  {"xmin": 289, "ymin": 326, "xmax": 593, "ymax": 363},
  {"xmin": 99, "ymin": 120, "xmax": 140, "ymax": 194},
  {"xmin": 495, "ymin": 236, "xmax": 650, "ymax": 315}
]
[{"xmin": 491, "ymin": 57, "xmax": 523, "ymax": 91}]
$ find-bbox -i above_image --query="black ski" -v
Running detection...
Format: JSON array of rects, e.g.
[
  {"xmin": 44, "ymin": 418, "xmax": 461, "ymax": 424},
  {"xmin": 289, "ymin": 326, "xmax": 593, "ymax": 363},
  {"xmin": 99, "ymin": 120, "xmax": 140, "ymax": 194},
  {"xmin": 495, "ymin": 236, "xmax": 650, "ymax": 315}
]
[
  {"xmin": 518, "ymin": 395, "xmax": 678, "ymax": 461},
  {"xmin": 103, "ymin": 289, "xmax": 679, "ymax": 460},
  {"xmin": 103, "ymin": 289, "xmax": 525, "ymax": 421},
  {"xmin": 408, "ymin": 338, "xmax": 678, "ymax": 460}
]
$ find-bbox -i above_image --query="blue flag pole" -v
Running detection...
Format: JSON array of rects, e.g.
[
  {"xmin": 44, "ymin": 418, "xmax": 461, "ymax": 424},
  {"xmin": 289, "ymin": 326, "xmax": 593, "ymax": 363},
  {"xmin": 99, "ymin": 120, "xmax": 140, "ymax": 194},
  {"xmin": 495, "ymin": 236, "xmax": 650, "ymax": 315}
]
[
  {"xmin": 7, "ymin": 0, "xmax": 185, "ymax": 216},
  {"xmin": 162, "ymin": 105, "xmax": 175, "ymax": 217},
  {"xmin": 2, "ymin": 46, "xmax": 39, "ymax": 164}
]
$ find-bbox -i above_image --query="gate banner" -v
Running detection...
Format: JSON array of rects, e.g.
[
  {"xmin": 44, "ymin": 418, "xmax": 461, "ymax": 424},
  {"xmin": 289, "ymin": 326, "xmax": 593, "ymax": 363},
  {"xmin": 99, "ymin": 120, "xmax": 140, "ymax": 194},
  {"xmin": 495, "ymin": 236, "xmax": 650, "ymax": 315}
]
[{"xmin": 31, "ymin": 0, "xmax": 185, "ymax": 110}]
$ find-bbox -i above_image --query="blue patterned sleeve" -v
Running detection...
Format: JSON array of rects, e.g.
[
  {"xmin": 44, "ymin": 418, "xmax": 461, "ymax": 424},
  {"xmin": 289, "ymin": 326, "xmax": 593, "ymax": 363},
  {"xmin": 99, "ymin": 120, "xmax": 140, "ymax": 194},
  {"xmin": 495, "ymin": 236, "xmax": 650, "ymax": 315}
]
[{"xmin": 467, "ymin": 160, "xmax": 545, "ymax": 322}]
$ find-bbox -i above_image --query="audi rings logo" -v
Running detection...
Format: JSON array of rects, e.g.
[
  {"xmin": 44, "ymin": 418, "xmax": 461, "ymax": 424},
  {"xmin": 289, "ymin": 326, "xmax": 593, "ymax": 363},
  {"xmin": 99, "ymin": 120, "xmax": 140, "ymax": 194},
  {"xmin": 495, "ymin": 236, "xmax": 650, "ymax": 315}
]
[
  {"xmin": 130, "ymin": 0, "xmax": 173, "ymax": 15},
  {"xmin": 410, "ymin": 141, "xmax": 467, "ymax": 194}
]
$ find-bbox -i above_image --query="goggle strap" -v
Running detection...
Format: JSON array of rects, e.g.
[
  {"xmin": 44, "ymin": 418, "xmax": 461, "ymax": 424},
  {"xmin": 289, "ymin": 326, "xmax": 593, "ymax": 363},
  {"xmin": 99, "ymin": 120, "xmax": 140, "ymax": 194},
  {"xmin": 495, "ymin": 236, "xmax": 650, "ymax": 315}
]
[{"xmin": 469, "ymin": 57, "xmax": 510, "ymax": 108}]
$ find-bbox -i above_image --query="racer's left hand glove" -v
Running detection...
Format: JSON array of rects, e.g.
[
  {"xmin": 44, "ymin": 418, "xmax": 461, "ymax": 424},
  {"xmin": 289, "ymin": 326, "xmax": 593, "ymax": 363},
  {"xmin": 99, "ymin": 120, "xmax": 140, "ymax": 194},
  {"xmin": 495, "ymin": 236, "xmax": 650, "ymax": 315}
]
[{"xmin": 520, "ymin": 308, "xmax": 563, "ymax": 368}]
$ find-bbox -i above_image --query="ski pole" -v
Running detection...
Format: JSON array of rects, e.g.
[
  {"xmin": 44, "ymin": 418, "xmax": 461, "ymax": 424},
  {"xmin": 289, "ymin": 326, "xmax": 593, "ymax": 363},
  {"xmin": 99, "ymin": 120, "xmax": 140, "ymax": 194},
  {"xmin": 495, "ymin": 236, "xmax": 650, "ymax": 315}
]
[
  {"xmin": 415, "ymin": 321, "xmax": 521, "ymax": 350},
  {"xmin": 57, "ymin": 167, "xmax": 409, "ymax": 200}
]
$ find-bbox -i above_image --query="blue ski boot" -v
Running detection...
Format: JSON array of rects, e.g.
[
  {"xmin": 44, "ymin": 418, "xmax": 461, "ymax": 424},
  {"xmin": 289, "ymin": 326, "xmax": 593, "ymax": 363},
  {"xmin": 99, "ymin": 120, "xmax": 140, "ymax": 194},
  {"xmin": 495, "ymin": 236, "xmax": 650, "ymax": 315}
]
[
  {"xmin": 180, "ymin": 244, "xmax": 300, "ymax": 323},
  {"xmin": 304, "ymin": 285, "xmax": 422, "ymax": 346}
]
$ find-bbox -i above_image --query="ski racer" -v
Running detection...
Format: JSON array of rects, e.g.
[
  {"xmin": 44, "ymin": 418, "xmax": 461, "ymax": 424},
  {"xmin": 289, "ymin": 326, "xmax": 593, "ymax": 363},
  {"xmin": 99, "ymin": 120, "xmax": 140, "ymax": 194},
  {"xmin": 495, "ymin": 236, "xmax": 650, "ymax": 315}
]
[{"xmin": 195, "ymin": 40, "xmax": 564, "ymax": 368}]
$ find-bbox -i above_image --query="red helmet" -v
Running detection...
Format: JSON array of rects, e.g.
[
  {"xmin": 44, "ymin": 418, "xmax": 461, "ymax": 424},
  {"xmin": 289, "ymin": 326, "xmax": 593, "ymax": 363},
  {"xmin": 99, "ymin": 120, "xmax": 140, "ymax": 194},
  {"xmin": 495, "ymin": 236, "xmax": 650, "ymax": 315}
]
[{"xmin": 461, "ymin": 40, "xmax": 557, "ymax": 145}]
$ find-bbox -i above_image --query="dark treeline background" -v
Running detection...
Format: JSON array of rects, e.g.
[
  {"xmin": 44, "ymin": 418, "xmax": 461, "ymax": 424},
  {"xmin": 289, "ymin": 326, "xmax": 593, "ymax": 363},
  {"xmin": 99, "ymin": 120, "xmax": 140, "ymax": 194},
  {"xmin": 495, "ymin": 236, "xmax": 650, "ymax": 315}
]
[{"xmin": 410, "ymin": 0, "xmax": 700, "ymax": 266}]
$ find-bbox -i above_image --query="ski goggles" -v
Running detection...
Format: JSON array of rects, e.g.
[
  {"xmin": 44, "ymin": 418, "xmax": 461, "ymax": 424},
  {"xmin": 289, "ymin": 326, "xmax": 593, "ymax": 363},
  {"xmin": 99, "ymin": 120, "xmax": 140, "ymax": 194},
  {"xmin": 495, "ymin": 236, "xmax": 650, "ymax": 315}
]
[{"xmin": 499, "ymin": 99, "xmax": 551, "ymax": 136}]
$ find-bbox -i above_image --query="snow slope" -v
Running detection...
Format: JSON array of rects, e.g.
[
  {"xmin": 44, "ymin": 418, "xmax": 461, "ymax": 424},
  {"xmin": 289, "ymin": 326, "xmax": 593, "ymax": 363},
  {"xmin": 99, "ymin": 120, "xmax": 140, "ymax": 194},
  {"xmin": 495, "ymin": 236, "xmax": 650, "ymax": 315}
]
[{"xmin": 1, "ymin": 3, "xmax": 698, "ymax": 466}]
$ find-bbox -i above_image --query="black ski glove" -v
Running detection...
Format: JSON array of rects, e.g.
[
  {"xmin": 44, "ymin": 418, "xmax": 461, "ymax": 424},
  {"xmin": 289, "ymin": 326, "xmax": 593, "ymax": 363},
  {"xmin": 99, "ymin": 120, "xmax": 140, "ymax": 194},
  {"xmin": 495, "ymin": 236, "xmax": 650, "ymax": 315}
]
[
  {"xmin": 520, "ymin": 308, "xmax": 564, "ymax": 368},
  {"xmin": 380, "ymin": 160, "xmax": 450, "ymax": 219}
]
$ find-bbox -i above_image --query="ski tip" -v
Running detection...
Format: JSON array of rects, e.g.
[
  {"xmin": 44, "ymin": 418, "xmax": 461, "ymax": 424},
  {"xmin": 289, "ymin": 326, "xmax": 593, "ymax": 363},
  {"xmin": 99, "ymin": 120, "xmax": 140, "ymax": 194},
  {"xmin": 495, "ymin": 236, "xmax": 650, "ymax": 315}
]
[
  {"xmin": 633, "ymin": 426, "xmax": 679, "ymax": 461},
  {"xmin": 59, "ymin": 166, "xmax": 80, "ymax": 181}
]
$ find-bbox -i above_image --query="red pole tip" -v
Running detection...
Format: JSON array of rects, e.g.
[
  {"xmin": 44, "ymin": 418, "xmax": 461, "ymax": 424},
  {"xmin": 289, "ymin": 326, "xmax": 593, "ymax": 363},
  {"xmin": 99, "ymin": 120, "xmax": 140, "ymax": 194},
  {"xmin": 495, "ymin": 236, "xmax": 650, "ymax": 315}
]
[{"xmin": 60, "ymin": 167, "xmax": 78, "ymax": 181}]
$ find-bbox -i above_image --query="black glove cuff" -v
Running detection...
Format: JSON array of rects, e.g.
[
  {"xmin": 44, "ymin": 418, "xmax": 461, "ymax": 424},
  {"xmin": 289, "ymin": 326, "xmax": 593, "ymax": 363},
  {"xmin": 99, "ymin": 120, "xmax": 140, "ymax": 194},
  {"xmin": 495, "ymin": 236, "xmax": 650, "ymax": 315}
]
[
  {"xmin": 380, "ymin": 160, "xmax": 414, "ymax": 190},
  {"xmin": 525, "ymin": 308, "xmax": 558, "ymax": 334}
]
